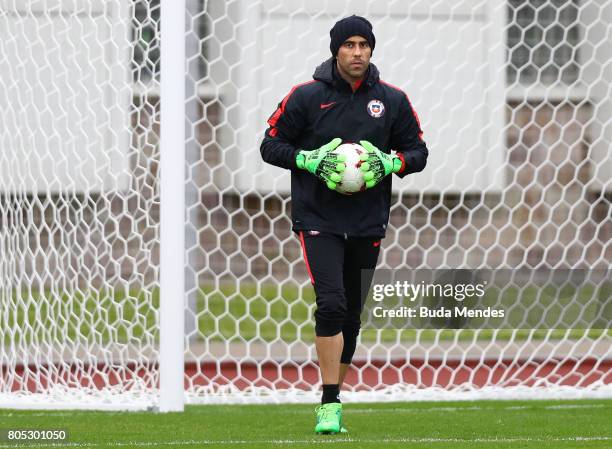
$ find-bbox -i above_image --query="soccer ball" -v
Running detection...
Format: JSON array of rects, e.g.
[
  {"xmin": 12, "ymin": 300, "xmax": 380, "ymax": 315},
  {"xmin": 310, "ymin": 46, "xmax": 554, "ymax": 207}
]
[{"xmin": 332, "ymin": 143, "xmax": 367, "ymax": 195}]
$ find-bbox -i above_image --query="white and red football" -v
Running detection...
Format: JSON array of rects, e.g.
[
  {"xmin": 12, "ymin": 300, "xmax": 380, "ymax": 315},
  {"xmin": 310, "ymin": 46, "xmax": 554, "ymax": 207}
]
[{"xmin": 332, "ymin": 143, "xmax": 367, "ymax": 195}]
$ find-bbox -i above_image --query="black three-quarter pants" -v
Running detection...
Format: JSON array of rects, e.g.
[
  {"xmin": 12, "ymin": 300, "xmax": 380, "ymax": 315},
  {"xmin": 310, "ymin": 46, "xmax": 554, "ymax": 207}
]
[{"xmin": 298, "ymin": 230, "xmax": 381, "ymax": 364}]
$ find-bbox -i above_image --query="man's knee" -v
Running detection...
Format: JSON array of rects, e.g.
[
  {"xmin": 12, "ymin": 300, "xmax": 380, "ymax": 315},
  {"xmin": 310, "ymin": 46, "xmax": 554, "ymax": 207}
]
[{"xmin": 314, "ymin": 292, "xmax": 347, "ymax": 337}]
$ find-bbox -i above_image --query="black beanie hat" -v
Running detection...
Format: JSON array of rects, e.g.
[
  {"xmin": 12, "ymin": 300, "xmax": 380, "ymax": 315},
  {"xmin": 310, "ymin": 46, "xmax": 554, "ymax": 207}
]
[{"xmin": 329, "ymin": 15, "xmax": 375, "ymax": 56}]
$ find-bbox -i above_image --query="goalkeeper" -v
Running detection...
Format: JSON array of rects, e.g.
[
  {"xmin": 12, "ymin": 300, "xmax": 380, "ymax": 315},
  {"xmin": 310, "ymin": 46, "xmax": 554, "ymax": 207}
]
[{"xmin": 260, "ymin": 15, "xmax": 428, "ymax": 434}]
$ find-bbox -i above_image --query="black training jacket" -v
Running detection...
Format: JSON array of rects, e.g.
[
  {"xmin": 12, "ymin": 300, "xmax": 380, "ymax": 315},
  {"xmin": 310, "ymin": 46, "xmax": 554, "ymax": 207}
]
[{"xmin": 260, "ymin": 57, "xmax": 428, "ymax": 237}]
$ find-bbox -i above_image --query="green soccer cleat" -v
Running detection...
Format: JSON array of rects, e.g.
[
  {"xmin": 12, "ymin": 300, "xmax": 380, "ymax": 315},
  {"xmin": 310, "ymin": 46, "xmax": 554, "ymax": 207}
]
[{"xmin": 314, "ymin": 402, "xmax": 343, "ymax": 434}]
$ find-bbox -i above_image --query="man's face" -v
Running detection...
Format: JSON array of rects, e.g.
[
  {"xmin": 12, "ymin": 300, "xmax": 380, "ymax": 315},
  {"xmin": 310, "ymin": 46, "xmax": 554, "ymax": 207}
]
[{"xmin": 336, "ymin": 35, "xmax": 371, "ymax": 82}]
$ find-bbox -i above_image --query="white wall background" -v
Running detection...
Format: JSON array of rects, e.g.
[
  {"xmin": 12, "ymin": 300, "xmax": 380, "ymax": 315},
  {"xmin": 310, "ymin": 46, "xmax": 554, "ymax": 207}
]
[
  {"xmin": 217, "ymin": 0, "xmax": 508, "ymax": 194},
  {"xmin": 2, "ymin": 0, "xmax": 609, "ymax": 195},
  {"xmin": 0, "ymin": 0, "xmax": 130, "ymax": 193}
]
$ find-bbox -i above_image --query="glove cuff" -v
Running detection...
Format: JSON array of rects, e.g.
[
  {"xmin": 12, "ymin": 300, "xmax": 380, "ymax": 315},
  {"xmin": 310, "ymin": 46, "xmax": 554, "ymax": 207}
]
[
  {"xmin": 395, "ymin": 153, "xmax": 406, "ymax": 174},
  {"xmin": 295, "ymin": 151, "xmax": 306, "ymax": 170}
]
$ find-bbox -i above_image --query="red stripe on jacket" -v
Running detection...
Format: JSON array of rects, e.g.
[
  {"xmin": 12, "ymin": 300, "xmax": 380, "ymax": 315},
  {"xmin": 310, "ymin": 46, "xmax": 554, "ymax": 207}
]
[
  {"xmin": 379, "ymin": 80, "xmax": 423, "ymax": 140},
  {"xmin": 267, "ymin": 80, "xmax": 318, "ymax": 129}
]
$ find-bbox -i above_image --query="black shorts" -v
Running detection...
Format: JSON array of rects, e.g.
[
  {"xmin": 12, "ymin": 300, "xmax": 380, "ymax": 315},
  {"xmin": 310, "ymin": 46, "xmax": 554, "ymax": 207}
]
[{"xmin": 298, "ymin": 230, "xmax": 381, "ymax": 337}]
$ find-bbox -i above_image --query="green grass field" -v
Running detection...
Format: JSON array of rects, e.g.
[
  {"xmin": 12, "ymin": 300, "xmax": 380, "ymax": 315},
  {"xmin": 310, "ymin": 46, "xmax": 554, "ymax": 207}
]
[
  {"xmin": 1, "ymin": 399, "xmax": 611, "ymax": 448},
  {"xmin": 6, "ymin": 281, "xmax": 611, "ymax": 345}
]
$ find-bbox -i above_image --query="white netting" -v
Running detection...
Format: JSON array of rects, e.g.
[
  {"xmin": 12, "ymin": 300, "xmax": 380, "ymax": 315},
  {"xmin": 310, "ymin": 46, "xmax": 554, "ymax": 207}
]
[
  {"xmin": 0, "ymin": 0, "xmax": 159, "ymax": 409},
  {"xmin": 186, "ymin": 0, "xmax": 611, "ymax": 403},
  {"xmin": 0, "ymin": 0, "xmax": 610, "ymax": 409}
]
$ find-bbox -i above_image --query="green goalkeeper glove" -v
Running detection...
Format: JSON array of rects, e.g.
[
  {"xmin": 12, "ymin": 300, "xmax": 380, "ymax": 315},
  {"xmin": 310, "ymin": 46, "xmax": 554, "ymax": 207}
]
[
  {"xmin": 296, "ymin": 138, "xmax": 346, "ymax": 190},
  {"xmin": 359, "ymin": 140, "xmax": 402, "ymax": 189}
]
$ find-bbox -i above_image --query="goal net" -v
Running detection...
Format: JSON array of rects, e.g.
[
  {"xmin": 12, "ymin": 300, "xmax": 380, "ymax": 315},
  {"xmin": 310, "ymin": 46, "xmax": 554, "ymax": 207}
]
[{"xmin": 0, "ymin": 0, "xmax": 610, "ymax": 409}]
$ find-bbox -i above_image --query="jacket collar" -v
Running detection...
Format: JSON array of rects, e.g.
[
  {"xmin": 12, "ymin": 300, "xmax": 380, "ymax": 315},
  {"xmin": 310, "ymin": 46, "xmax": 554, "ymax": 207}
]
[{"xmin": 313, "ymin": 57, "xmax": 380, "ymax": 90}]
